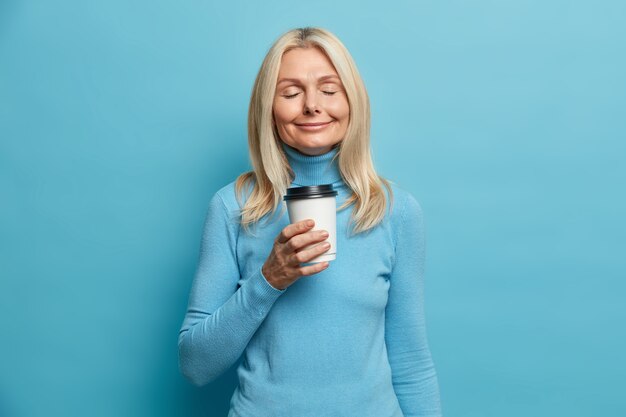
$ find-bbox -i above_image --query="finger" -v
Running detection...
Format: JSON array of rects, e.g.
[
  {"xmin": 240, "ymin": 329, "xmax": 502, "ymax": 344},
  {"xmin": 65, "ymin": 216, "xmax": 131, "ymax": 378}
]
[
  {"xmin": 276, "ymin": 219, "xmax": 314, "ymax": 244},
  {"xmin": 287, "ymin": 229, "xmax": 329, "ymax": 253},
  {"xmin": 291, "ymin": 241, "xmax": 331, "ymax": 264},
  {"xmin": 298, "ymin": 261, "xmax": 330, "ymax": 276}
]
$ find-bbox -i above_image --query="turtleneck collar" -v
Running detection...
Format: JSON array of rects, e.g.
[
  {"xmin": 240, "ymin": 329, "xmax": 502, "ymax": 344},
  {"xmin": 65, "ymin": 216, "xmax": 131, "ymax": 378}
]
[{"xmin": 281, "ymin": 142, "xmax": 343, "ymax": 187}]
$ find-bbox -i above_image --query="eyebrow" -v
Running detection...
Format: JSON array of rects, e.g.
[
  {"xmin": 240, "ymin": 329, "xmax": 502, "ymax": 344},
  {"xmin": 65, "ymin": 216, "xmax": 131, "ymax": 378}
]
[{"xmin": 276, "ymin": 74, "xmax": 341, "ymax": 86}]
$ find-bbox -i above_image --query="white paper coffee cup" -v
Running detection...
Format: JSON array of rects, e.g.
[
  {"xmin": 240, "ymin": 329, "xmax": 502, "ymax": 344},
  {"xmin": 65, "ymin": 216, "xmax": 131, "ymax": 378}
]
[{"xmin": 283, "ymin": 184, "xmax": 338, "ymax": 263}]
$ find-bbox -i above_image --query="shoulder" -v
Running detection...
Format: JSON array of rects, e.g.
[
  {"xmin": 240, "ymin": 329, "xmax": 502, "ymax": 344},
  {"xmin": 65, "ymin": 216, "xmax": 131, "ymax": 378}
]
[
  {"xmin": 199, "ymin": 178, "xmax": 251, "ymax": 235},
  {"xmin": 208, "ymin": 173, "xmax": 257, "ymax": 216},
  {"xmin": 212, "ymin": 180, "xmax": 237, "ymax": 208},
  {"xmin": 386, "ymin": 181, "xmax": 424, "ymax": 226},
  {"xmin": 382, "ymin": 182, "xmax": 426, "ymax": 253},
  {"xmin": 383, "ymin": 181, "xmax": 425, "ymax": 247}
]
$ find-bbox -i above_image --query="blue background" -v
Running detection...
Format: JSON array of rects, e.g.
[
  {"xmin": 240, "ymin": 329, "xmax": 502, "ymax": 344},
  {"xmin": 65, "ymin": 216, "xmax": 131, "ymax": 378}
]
[{"xmin": 1, "ymin": 1, "xmax": 625, "ymax": 416}]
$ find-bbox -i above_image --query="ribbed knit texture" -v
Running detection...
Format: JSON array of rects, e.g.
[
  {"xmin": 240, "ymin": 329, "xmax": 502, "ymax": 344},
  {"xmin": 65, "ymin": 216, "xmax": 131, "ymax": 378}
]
[{"xmin": 178, "ymin": 143, "xmax": 443, "ymax": 417}]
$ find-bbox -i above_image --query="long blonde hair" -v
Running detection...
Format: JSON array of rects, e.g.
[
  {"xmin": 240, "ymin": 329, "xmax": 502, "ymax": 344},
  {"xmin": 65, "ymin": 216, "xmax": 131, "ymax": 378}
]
[{"xmin": 235, "ymin": 27, "xmax": 393, "ymax": 235}]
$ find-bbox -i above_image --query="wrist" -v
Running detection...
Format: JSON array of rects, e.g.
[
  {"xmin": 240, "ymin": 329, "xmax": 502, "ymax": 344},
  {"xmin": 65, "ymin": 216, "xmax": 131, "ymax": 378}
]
[
  {"xmin": 261, "ymin": 264, "xmax": 273, "ymax": 285},
  {"xmin": 261, "ymin": 264, "xmax": 283, "ymax": 291}
]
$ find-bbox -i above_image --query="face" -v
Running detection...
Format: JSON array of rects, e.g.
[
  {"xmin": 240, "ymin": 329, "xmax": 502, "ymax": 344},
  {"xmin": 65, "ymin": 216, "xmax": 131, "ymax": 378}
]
[{"xmin": 273, "ymin": 47, "xmax": 350, "ymax": 156}]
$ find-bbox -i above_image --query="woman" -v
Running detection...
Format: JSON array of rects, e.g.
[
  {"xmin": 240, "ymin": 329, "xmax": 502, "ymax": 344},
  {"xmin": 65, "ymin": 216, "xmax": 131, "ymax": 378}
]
[{"xmin": 178, "ymin": 27, "xmax": 443, "ymax": 416}]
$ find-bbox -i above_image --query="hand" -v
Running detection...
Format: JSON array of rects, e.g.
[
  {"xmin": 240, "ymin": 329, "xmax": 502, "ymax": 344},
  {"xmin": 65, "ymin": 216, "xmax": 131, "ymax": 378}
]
[{"xmin": 261, "ymin": 219, "xmax": 331, "ymax": 290}]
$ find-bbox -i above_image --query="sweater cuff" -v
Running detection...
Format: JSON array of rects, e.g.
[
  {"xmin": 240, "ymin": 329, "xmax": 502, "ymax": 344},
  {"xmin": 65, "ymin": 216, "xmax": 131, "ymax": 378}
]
[{"xmin": 244, "ymin": 266, "xmax": 285, "ymax": 318}]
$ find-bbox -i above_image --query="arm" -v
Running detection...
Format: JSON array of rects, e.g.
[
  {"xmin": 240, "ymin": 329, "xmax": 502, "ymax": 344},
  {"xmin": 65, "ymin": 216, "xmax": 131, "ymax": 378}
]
[
  {"xmin": 385, "ymin": 194, "xmax": 443, "ymax": 417},
  {"xmin": 178, "ymin": 193, "xmax": 285, "ymax": 387}
]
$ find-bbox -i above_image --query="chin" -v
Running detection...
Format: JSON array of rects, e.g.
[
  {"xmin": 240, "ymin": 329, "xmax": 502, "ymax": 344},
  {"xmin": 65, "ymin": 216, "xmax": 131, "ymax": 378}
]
[
  {"xmin": 292, "ymin": 142, "xmax": 337, "ymax": 156},
  {"xmin": 289, "ymin": 137, "xmax": 341, "ymax": 154}
]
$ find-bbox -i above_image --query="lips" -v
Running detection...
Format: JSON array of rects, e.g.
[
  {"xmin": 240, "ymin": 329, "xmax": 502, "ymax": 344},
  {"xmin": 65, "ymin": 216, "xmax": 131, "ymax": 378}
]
[
  {"xmin": 295, "ymin": 121, "xmax": 332, "ymax": 127},
  {"xmin": 294, "ymin": 121, "xmax": 333, "ymax": 132}
]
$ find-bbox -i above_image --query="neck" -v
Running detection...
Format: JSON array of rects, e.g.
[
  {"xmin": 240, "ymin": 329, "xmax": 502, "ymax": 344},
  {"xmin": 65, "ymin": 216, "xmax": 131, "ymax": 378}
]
[{"xmin": 281, "ymin": 142, "xmax": 343, "ymax": 186}]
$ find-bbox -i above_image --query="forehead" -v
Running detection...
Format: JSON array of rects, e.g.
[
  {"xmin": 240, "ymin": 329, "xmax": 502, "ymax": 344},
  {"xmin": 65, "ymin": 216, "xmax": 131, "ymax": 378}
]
[{"xmin": 278, "ymin": 47, "xmax": 338, "ymax": 77}]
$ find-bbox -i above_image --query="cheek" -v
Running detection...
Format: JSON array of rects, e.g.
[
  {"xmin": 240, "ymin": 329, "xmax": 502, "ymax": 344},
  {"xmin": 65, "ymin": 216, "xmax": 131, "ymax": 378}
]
[
  {"xmin": 273, "ymin": 100, "xmax": 300, "ymax": 125},
  {"xmin": 327, "ymin": 98, "xmax": 350, "ymax": 123}
]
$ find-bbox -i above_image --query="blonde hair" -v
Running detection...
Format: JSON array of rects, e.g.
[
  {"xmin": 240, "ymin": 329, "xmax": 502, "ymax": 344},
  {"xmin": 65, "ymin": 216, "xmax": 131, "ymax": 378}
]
[{"xmin": 235, "ymin": 27, "xmax": 393, "ymax": 235}]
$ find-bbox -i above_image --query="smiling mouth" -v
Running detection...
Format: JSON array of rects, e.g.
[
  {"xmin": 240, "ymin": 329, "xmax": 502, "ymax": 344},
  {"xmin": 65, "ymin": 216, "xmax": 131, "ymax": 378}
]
[
  {"xmin": 295, "ymin": 121, "xmax": 333, "ymax": 130},
  {"xmin": 295, "ymin": 121, "xmax": 332, "ymax": 126}
]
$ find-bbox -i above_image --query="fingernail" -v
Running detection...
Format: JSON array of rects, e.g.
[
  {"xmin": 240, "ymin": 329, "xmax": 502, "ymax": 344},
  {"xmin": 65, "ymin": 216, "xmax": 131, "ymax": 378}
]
[
  {"xmin": 321, "ymin": 231, "xmax": 329, "ymax": 237},
  {"xmin": 323, "ymin": 242, "xmax": 331, "ymax": 248},
  {"xmin": 306, "ymin": 220, "xmax": 314, "ymax": 227}
]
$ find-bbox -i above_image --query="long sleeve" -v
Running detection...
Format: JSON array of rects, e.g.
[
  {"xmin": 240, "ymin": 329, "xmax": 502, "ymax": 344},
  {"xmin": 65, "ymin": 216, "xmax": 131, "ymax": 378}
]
[
  {"xmin": 385, "ymin": 194, "xmax": 443, "ymax": 417},
  {"xmin": 178, "ymin": 192, "xmax": 285, "ymax": 387}
]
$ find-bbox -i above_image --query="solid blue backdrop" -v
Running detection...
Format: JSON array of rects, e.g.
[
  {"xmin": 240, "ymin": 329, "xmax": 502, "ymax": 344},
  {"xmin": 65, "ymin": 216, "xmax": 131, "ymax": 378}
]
[{"xmin": 1, "ymin": 1, "xmax": 625, "ymax": 416}]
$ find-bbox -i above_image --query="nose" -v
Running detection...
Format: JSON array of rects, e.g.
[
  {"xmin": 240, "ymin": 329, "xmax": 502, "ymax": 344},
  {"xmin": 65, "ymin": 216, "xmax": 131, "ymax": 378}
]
[{"xmin": 303, "ymin": 94, "xmax": 321, "ymax": 115}]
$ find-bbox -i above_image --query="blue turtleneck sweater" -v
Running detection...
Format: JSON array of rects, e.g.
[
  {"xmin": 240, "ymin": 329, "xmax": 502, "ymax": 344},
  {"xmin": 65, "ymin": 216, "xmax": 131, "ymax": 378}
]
[{"xmin": 178, "ymin": 143, "xmax": 443, "ymax": 417}]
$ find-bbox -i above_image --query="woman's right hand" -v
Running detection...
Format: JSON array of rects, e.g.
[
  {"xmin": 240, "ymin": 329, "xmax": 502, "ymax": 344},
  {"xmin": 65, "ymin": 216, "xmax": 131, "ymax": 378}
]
[{"xmin": 261, "ymin": 219, "xmax": 331, "ymax": 290}]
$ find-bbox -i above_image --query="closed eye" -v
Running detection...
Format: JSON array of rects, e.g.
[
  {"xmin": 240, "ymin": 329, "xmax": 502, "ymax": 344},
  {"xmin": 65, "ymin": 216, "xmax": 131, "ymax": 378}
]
[{"xmin": 283, "ymin": 91, "xmax": 337, "ymax": 99}]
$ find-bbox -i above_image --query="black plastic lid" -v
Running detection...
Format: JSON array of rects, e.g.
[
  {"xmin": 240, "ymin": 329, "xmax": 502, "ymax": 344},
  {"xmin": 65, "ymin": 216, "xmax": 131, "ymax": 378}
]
[{"xmin": 283, "ymin": 184, "xmax": 338, "ymax": 201}]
